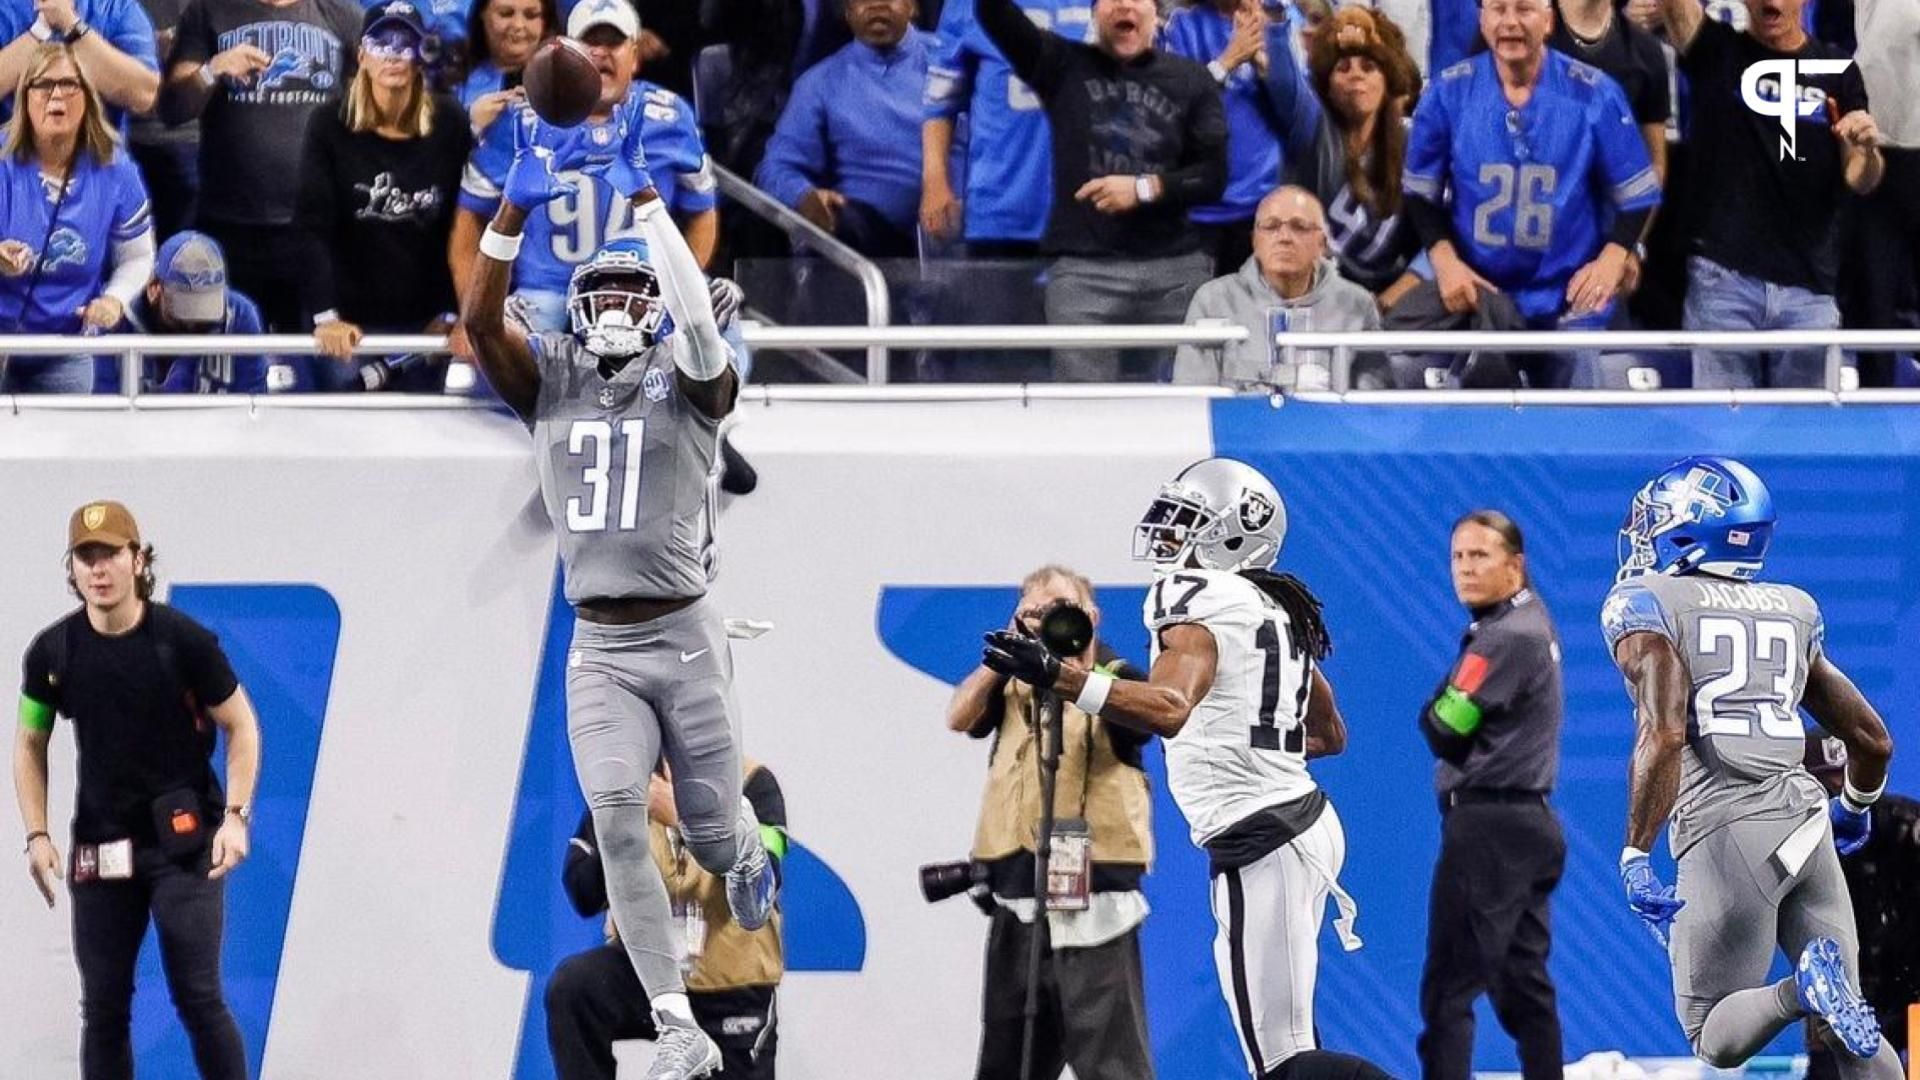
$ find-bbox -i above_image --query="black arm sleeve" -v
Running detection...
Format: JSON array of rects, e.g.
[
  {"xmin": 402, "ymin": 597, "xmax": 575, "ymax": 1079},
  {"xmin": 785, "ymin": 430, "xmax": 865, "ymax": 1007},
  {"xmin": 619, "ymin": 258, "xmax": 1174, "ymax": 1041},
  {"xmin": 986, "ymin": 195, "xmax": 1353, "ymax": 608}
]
[
  {"xmin": 744, "ymin": 766, "xmax": 788, "ymax": 833},
  {"xmin": 561, "ymin": 811, "xmax": 610, "ymax": 918},
  {"xmin": 975, "ymin": 0, "xmax": 1062, "ymax": 93},
  {"xmin": 1159, "ymin": 77, "xmax": 1229, "ymax": 207},
  {"xmin": 1406, "ymin": 192, "xmax": 1455, "ymax": 251},
  {"xmin": 294, "ymin": 110, "xmax": 341, "ymax": 318},
  {"xmin": 1609, "ymin": 204, "xmax": 1654, "ymax": 250}
]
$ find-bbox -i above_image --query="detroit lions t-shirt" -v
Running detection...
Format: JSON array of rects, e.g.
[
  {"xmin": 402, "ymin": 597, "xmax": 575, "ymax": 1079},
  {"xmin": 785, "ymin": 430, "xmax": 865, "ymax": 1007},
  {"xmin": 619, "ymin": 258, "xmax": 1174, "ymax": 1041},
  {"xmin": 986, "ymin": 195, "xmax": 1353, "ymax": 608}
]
[{"xmin": 173, "ymin": 0, "xmax": 363, "ymax": 227}]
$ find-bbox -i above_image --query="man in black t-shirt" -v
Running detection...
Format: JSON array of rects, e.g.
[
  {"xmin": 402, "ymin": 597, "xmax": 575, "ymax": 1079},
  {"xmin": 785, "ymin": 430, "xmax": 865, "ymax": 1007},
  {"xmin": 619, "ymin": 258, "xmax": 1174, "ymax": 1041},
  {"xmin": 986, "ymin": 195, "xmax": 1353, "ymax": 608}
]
[
  {"xmin": 1657, "ymin": 0, "xmax": 1885, "ymax": 388},
  {"xmin": 975, "ymin": 0, "xmax": 1227, "ymax": 381},
  {"xmin": 14, "ymin": 500, "xmax": 262, "ymax": 1080}
]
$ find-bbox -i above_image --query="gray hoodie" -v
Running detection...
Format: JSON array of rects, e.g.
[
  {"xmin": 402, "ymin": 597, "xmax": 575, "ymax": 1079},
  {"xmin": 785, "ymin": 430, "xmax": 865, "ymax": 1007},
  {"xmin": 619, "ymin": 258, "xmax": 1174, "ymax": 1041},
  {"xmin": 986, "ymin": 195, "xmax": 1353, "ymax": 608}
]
[{"xmin": 1173, "ymin": 256, "xmax": 1381, "ymax": 391}]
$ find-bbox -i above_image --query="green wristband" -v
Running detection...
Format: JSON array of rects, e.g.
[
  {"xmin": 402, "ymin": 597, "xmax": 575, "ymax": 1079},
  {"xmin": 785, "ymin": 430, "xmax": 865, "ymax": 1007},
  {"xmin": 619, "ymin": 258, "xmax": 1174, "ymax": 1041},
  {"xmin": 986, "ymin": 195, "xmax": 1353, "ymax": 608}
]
[
  {"xmin": 18, "ymin": 695, "xmax": 53, "ymax": 733},
  {"xmin": 759, "ymin": 824, "xmax": 788, "ymax": 860},
  {"xmin": 1431, "ymin": 686, "xmax": 1482, "ymax": 736}
]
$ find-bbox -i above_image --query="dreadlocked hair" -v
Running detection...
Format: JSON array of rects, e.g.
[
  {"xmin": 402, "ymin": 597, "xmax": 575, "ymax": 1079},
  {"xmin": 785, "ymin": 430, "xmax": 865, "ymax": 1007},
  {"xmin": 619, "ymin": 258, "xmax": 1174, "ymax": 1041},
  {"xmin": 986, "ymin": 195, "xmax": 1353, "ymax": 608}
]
[{"xmin": 1239, "ymin": 569, "xmax": 1333, "ymax": 661}]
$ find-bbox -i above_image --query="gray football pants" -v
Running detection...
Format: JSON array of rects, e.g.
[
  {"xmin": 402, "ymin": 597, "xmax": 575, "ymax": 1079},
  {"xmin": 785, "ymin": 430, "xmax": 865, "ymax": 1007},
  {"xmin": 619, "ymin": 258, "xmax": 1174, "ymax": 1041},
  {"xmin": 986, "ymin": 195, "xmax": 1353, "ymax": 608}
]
[
  {"xmin": 565, "ymin": 596, "xmax": 761, "ymax": 1000},
  {"xmin": 1671, "ymin": 813, "xmax": 1900, "ymax": 1078}
]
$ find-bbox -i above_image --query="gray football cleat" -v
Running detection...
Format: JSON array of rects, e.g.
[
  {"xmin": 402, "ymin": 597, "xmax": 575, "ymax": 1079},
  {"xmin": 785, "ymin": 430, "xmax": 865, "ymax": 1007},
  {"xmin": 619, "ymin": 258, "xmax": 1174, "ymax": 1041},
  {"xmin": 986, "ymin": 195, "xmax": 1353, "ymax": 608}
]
[{"xmin": 644, "ymin": 1012, "xmax": 721, "ymax": 1080}]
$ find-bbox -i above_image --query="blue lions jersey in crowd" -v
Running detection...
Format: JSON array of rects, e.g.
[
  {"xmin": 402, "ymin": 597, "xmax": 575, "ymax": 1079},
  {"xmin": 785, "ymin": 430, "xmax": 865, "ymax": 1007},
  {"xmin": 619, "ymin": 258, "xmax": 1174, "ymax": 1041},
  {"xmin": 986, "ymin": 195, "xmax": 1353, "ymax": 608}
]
[
  {"xmin": 459, "ymin": 82, "xmax": 717, "ymax": 295},
  {"xmin": 0, "ymin": 154, "xmax": 152, "ymax": 334},
  {"xmin": 1404, "ymin": 51, "xmax": 1659, "ymax": 321},
  {"xmin": 925, "ymin": 0, "xmax": 1089, "ymax": 243}
]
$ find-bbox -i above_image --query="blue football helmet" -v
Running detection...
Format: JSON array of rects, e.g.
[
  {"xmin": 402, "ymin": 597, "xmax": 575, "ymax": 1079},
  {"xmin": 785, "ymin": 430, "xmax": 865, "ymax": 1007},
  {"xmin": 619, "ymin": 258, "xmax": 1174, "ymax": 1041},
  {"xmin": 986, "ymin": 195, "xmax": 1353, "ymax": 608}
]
[
  {"xmin": 567, "ymin": 239, "xmax": 670, "ymax": 359},
  {"xmin": 1616, "ymin": 455, "xmax": 1775, "ymax": 583}
]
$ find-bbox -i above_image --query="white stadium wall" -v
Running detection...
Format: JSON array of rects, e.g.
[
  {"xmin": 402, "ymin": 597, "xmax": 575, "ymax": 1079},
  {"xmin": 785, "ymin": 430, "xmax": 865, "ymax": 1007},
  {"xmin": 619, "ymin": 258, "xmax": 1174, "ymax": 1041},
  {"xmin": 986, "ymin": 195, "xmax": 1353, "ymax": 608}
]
[{"xmin": 4, "ymin": 398, "xmax": 1918, "ymax": 1079}]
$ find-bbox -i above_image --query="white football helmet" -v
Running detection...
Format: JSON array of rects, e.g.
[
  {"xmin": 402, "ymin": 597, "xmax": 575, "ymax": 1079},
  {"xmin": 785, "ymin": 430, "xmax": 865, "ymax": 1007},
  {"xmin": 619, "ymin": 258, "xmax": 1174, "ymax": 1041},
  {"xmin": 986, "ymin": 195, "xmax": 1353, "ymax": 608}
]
[{"xmin": 1133, "ymin": 457, "xmax": 1288, "ymax": 574}]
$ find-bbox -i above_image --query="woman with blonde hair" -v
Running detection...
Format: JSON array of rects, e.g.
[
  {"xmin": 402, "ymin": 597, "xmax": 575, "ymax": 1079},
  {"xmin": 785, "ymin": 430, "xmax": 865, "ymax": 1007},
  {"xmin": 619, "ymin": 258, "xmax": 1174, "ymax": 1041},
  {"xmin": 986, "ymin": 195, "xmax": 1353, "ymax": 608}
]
[
  {"xmin": 296, "ymin": 0, "xmax": 472, "ymax": 392},
  {"xmin": 1263, "ymin": 6, "xmax": 1423, "ymax": 308},
  {"xmin": 0, "ymin": 43, "xmax": 154, "ymax": 393}
]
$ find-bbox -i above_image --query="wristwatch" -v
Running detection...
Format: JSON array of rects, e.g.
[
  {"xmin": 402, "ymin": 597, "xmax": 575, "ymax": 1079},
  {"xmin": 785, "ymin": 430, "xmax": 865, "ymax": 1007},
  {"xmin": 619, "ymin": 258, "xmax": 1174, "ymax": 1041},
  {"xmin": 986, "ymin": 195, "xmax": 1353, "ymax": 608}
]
[
  {"xmin": 66, "ymin": 20, "xmax": 93, "ymax": 43},
  {"xmin": 225, "ymin": 805, "xmax": 252, "ymax": 825},
  {"xmin": 1135, "ymin": 175, "xmax": 1156, "ymax": 205}
]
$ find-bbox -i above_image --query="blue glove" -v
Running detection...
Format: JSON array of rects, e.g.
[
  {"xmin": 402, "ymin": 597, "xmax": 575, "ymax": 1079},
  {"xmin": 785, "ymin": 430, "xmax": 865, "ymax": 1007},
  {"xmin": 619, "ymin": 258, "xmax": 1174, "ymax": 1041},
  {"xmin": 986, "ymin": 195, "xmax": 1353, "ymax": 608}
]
[
  {"xmin": 1830, "ymin": 797, "xmax": 1871, "ymax": 855},
  {"xmin": 981, "ymin": 630, "xmax": 1060, "ymax": 690},
  {"xmin": 502, "ymin": 116, "xmax": 583, "ymax": 211},
  {"xmin": 1621, "ymin": 854, "xmax": 1685, "ymax": 948},
  {"xmin": 604, "ymin": 129, "xmax": 656, "ymax": 200}
]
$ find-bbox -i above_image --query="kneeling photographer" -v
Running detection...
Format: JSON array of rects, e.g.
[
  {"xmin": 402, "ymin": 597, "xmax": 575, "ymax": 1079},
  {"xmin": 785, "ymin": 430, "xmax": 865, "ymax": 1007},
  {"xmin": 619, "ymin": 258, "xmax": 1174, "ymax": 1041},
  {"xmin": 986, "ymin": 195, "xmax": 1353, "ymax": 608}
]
[{"xmin": 934, "ymin": 566, "xmax": 1156, "ymax": 1080}]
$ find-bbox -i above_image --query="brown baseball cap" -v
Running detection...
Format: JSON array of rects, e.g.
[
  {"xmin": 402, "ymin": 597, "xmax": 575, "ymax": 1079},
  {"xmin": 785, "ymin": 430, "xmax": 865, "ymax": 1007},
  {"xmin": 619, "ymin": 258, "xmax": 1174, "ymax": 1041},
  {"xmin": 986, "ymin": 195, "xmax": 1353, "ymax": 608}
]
[{"xmin": 68, "ymin": 501, "xmax": 140, "ymax": 551}]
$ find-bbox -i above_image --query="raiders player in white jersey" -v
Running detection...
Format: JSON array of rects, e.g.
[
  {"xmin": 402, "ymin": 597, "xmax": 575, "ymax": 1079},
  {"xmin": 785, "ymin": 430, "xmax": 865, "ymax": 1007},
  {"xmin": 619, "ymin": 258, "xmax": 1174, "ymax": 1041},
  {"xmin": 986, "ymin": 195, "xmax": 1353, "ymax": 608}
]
[
  {"xmin": 984, "ymin": 458, "xmax": 1380, "ymax": 1080},
  {"xmin": 463, "ymin": 118, "xmax": 771, "ymax": 1080}
]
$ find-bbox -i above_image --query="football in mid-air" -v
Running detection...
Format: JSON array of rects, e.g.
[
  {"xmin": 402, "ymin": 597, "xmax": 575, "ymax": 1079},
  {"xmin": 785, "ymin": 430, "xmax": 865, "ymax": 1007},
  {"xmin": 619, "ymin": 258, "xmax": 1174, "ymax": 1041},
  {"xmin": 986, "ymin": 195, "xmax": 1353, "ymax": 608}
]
[{"xmin": 523, "ymin": 38, "xmax": 601, "ymax": 127}]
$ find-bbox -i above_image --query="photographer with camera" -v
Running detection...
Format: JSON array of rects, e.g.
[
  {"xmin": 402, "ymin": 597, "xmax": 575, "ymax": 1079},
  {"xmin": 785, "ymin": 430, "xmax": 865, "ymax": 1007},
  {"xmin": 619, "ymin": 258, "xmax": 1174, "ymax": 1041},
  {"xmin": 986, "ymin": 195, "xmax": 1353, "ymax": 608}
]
[{"xmin": 936, "ymin": 565, "xmax": 1155, "ymax": 1080}]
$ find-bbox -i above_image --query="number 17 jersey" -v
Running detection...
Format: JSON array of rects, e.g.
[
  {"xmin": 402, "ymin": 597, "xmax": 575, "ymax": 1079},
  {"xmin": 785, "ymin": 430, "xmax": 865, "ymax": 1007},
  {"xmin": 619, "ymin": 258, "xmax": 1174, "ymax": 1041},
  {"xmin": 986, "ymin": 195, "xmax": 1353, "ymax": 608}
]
[
  {"xmin": 529, "ymin": 332, "xmax": 724, "ymax": 606},
  {"xmin": 1601, "ymin": 573, "xmax": 1827, "ymax": 857},
  {"xmin": 1145, "ymin": 569, "xmax": 1317, "ymax": 846}
]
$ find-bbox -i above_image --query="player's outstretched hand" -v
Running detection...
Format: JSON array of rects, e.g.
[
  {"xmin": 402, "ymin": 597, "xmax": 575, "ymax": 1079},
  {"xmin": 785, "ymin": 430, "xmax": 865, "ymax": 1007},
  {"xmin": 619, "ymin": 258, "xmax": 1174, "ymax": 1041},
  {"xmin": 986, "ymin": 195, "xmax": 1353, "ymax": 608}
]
[
  {"xmin": 1620, "ymin": 854, "xmax": 1684, "ymax": 947},
  {"xmin": 503, "ymin": 117, "xmax": 583, "ymax": 210},
  {"xmin": 1829, "ymin": 797, "xmax": 1871, "ymax": 855},
  {"xmin": 982, "ymin": 630, "xmax": 1061, "ymax": 690}
]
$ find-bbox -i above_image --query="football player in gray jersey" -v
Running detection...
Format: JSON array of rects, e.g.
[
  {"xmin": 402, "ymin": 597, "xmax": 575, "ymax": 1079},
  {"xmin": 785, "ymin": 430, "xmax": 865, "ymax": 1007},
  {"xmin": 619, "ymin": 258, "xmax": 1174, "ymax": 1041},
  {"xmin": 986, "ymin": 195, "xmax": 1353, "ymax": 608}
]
[
  {"xmin": 1601, "ymin": 455, "xmax": 1899, "ymax": 1079},
  {"xmin": 461, "ymin": 116, "xmax": 773, "ymax": 1080}
]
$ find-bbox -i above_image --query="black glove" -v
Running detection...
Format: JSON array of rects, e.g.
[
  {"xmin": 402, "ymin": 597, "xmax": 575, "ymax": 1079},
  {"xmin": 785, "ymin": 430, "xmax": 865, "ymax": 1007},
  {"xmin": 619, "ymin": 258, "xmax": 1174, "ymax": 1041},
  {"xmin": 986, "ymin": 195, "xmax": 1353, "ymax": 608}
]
[{"xmin": 982, "ymin": 630, "xmax": 1060, "ymax": 690}]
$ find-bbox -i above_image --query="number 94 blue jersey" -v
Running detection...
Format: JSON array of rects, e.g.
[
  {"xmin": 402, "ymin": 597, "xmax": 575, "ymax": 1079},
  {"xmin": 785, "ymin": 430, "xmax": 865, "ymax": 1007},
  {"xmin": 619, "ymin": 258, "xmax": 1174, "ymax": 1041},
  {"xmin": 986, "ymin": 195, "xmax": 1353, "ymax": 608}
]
[
  {"xmin": 1403, "ymin": 52, "xmax": 1660, "ymax": 321},
  {"xmin": 459, "ymin": 82, "xmax": 718, "ymax": 296}
]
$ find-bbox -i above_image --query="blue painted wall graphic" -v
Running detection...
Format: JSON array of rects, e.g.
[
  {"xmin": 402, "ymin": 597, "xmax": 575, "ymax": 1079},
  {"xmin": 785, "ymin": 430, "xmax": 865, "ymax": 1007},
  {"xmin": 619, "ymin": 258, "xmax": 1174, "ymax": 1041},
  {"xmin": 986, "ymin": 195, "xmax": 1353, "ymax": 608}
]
[
  {"xmin": 495, "ymin": 580, "xmax": 867, "ymax": 1080},
  {"xmin": 133, "ymin": 585, "xmax": 340, "ymax": 1078}
]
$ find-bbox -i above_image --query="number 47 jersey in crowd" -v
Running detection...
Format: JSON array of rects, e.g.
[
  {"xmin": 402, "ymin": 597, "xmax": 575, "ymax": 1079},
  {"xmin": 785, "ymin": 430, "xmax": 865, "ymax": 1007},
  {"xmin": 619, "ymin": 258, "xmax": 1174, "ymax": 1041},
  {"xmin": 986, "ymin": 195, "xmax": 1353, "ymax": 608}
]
[
  {"xmin": 526, "ymin": 329, "xmax": 725, "ymax": 606},
  {"xmin": 1144, "ymin": 568, "xmax": 1317, "ymax": 847}
]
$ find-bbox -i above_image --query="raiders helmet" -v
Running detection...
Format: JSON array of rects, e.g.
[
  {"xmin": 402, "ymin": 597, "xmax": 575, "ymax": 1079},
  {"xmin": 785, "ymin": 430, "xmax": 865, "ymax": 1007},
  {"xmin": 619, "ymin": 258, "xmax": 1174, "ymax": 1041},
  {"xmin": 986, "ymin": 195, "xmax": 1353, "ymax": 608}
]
[{"xmin": 1134, "ymin": 457, "xmax": 1288, "ymax": 574}]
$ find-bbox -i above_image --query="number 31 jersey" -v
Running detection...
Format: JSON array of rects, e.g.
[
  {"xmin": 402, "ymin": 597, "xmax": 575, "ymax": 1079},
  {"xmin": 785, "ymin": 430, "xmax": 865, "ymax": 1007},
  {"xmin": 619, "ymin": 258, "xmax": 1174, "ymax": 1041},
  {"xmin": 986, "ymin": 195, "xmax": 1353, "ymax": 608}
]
[
  {"xmin": 1145, "ymin": 569, "xmax": 1317, "ymax": 846},
  {"xmin": 529, "ymin": 332, "xmax": 724, "ymax": 606},
  {"xmin": 1601, "ymin": 573, "xmax": 1826, "ymax": 857}
]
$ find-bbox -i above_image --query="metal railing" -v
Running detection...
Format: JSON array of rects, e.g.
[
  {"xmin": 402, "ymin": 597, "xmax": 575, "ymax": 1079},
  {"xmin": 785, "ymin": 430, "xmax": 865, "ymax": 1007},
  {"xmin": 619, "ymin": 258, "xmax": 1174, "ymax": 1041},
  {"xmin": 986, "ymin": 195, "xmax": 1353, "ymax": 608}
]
[
  {"xmin": 712, "ymin": 164, "xmax": 893, "ymax": 383},
  {"xmin": 3, "ymin": 327, "xmax": 1919, "ymax": 406}
]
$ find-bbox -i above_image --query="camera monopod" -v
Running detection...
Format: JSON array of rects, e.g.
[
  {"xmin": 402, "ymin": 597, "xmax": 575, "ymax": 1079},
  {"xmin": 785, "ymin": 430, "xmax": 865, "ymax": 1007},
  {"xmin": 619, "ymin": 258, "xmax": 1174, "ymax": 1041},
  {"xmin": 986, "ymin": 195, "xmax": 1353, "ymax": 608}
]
[{"xmin": 1019, "ymin": 601, "xmax": 1096, "ymax": 1080}]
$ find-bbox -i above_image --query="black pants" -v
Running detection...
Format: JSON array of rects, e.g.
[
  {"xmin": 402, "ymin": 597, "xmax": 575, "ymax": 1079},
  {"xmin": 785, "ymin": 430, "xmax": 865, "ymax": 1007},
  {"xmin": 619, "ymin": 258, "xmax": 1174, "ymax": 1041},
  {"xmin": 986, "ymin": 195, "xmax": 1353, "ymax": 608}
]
[
  {"xmin": 71, "ymin": 845, "xmax": 246, "ymax": 1080},
  {"xmin": 975, "ymin": 906, "xmax": 1155, "ymax": 1080},
  {"xmin": 545, "ymin": 943, "xmax": 776, "ymax": 1080},
  {"xmin": 195, "ymin": 219, "xmax": 311, "ymax": 333},
  {"xmin": 1417, "ymin": 801, "xmax": 1566, "ymax": 1080}
]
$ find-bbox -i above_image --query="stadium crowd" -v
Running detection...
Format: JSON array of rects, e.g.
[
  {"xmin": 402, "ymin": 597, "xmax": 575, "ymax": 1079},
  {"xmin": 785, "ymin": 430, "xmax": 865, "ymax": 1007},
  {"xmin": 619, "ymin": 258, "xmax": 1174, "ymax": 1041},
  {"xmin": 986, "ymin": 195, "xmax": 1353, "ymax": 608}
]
[{"xmin": 0, "ymin": 0, "xmax": 1914, "ymax": 391}]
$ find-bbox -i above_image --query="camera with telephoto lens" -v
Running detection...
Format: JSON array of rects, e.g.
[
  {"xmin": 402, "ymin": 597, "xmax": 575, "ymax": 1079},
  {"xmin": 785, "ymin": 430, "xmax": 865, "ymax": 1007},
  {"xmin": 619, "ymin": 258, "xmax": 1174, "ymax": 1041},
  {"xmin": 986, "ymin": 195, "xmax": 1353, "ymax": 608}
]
[
  {"xmin": 919, "ymin": 860, "xmax": 992, "ymax": 913},
  {"xmin": 1034, "ymin": 597, "xmax": 1094, "ymax": 659}
]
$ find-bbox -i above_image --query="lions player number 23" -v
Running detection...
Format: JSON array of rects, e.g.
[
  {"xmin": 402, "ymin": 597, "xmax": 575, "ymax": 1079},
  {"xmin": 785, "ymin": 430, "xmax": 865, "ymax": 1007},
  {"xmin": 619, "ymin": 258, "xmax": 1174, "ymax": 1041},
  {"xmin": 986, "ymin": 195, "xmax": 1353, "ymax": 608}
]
[
  {"xmin": 567, "ymin": 419, "xmax": 644, "ymax": 532},
  {"xmin": 1694, "ymin": 616, "xmax": 1803, "ymax": 740}
]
